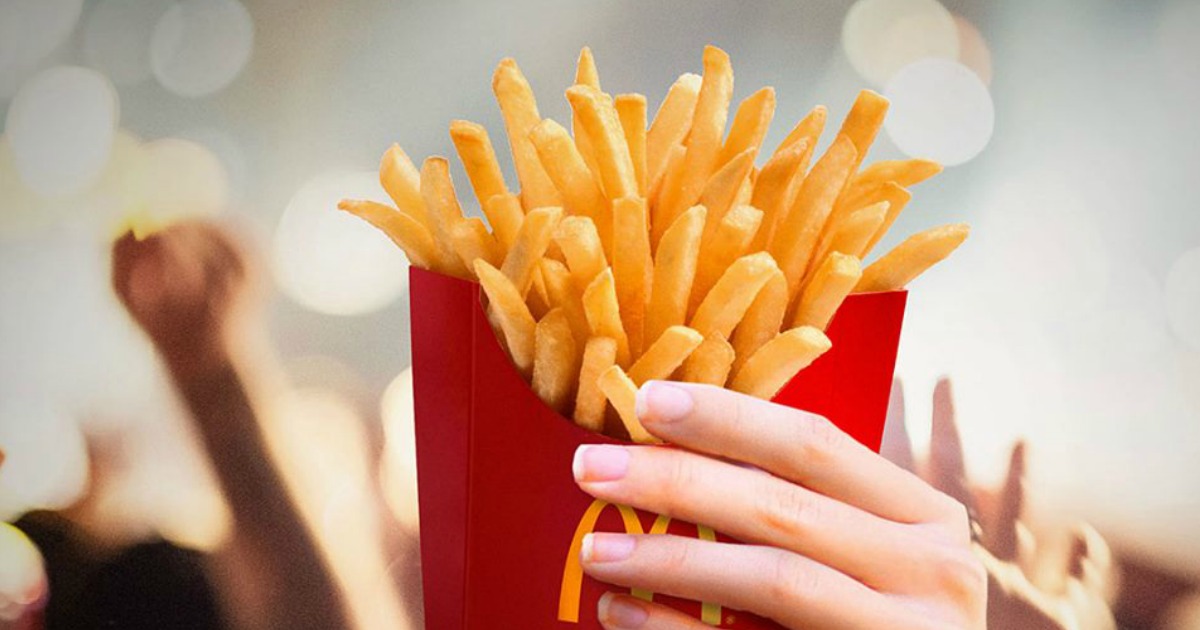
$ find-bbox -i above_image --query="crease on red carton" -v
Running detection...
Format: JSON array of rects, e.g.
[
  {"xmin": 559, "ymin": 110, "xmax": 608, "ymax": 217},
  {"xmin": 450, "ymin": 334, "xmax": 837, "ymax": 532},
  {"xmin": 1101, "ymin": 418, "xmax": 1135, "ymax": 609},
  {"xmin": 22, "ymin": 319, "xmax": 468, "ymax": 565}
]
[{"xmin": 409, "ymin": 267, "xmax": 906, "ymax": 629}]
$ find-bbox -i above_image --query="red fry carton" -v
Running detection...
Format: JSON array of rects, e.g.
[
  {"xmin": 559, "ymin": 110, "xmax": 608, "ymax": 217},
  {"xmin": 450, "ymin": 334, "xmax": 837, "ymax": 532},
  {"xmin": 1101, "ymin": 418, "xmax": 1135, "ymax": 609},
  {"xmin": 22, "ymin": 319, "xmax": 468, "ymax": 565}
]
[{"xmin": 408, "ymin": 267, "xmax": 907, "ymax": 629}]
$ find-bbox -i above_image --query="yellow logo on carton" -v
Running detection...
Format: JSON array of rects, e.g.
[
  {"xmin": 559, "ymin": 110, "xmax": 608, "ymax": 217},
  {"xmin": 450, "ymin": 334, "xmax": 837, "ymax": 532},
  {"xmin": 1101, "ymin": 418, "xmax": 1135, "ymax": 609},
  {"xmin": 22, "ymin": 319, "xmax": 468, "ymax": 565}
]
[{"xmin": 559, "ymin": 499, "xmax": 722, "ymax": 625}]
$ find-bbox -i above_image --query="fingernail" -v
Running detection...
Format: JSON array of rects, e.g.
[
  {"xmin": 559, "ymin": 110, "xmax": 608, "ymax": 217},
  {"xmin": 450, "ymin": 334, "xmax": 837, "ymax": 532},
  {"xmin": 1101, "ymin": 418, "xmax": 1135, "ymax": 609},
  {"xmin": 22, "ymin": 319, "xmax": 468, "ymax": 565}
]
[
  {"xmin": 573, "ymin": 445, "xmax": 630, "ymax": 482},
  {"xmin": 598, "ymin": 592, "xmax": 650, "ymax": 628},
  {"xmin": 636, "ymin": 381, "xmax": 694, "ymax": 424},
  {"xmin": 581, "ymin": 533, "xmax": 636, "ymax": 563}
]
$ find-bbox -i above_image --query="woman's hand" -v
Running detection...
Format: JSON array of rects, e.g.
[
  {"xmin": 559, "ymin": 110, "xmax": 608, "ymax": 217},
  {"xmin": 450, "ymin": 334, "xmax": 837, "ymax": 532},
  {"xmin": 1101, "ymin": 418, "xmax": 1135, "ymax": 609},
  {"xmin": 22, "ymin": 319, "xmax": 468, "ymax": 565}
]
[{"xmin": 572, "ymin": 381, "xmax": 987, "ymax": 629}]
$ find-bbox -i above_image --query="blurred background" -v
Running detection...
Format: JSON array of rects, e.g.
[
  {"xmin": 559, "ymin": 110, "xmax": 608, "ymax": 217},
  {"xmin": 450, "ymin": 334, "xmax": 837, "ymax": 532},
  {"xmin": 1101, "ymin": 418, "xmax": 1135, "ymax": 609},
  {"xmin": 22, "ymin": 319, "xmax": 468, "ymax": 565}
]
[{"xmin": 1, "ymin": 0, "xmax": 1198, "ymax": 628}]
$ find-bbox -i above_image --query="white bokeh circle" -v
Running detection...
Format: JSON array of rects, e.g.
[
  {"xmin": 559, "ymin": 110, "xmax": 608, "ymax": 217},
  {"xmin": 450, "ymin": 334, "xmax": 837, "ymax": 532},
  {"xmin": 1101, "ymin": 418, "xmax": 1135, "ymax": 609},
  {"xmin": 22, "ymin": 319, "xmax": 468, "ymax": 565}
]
[
  {"xmin": 273, "ymin": 172, "xmax": 410, "ymax": 316},
  {"xmin": 82, "ymin": 0, "xmax": 174, "ymax": 86},
  {"xmin": 884, "ymin": 58, "xmax": 994, "ymax": 166},
  {"xmin": 842, "ymin": 0, "xmax": 959, "ymax": 87},
  {"xmin": 5, "ymin": 66, "xmax": 119, "ymax": 198},
  {"xmin": 1165, "ymin": 247, "xmax": 1200, "ymax": 351},
  {"xmin": 150, "ymin": 0, "xmax": 254, "ymax": 98},
  {"xmin": 137, "ymin": 138, "xmax": 230, "ymax": 220},
  {"xmin": 0, "ymin": 0, "xmax": 84, "ymax": 98},
  {"xmin": 0, "ymin": 403, "xmax": 89, "ymax": 518},
  {"xmin": 380, "ymin": 368, "xmax": 418, "ymax": 526}
]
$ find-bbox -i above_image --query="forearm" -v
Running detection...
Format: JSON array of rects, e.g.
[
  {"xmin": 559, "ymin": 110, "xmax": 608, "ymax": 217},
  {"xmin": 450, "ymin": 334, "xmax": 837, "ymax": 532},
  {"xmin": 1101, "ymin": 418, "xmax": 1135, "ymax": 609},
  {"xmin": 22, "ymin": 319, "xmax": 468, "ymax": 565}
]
[{"xmin": 166, "ymin": 347, "xmax": 352, "ymax": 630}]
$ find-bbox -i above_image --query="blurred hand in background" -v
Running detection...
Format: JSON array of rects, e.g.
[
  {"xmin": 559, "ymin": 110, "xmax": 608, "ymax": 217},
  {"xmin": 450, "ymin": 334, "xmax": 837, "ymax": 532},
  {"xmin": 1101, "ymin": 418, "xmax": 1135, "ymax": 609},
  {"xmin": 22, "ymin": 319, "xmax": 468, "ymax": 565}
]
[{"xmin": 882, "ymin": 378, "xmax": 1118, "ymax": 630}]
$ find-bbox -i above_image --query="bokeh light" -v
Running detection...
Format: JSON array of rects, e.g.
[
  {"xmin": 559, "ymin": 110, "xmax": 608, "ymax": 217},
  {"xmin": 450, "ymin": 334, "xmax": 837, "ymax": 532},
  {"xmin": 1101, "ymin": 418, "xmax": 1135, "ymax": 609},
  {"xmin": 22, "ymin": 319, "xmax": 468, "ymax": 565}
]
[
  {"xmin": 273, "ymin": 171, "xmax": 410, "ymax": 316},
  {"xmin": 138, "ymin": 138, "xmax": 230, "ymax": 221},
  {"xmin": 0, "ymin": 403, "xmax": 88, "ymax": 519},
  {"xmin": 150, "ymin": 0, "xmax": 254, "ymax": 98},
  {"xmin": 380, "ymin": 368, "xmax": 418, "ymax": 527},
  {"xmin": 82, "ymin": 0, "xmax": 174, "ymax": 86},
  {"xmin": 5, "ymin": 66, "xmax": 119, "ymax": 198},
  {"xmin": 842, "ymin": 0, "xmax": 959, "ymax": 87},
  {"xmin": 953, "ymin": 15, "xmax": 992, "ymax": 85},
  {"xmin": 883, "ymin": 58, "xmax": 994, "ymax": 166},
  {"xmin": 1165, "ymin": 246, "xmax": 1200, "ymax": 351},
  {"xmin": 0, "ymin": 0, "xmax": 84, "ymax": 98}
]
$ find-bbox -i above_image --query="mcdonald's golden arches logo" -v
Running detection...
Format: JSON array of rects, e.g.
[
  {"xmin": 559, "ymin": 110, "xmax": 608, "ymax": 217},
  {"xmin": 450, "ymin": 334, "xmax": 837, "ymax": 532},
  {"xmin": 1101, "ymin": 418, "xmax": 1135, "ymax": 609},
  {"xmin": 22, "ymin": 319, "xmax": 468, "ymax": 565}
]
[{"xmin": 559, "ymin": 499, "xmax": 722, "ymax": 625}]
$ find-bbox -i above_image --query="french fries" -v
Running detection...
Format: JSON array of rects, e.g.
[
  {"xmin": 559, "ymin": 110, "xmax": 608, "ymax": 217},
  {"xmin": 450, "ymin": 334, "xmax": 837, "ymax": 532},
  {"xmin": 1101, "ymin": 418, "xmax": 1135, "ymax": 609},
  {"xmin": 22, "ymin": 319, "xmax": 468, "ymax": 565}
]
[
  {"xmin": 856, "ymin": 224, "xmax": 970, "ymax": 293},
  {"xmin": 532, "ymin": 308, "xmax": 580, "ymax": 414},
  {"xmin": 340, "ymin": 45, "xmax": 969, "ymax": 438},
  {"xmin": 731, "ymin": 326, "xmax": 832, "ymax": 399},
  {"xmin": 574, "ymin": 336, "xmax": 618, "ymax": 432},
  {"xmin": 793, "ymin": 253, "xmax": 862, "ymax": 330},
  {"xmin": 679, "ymin": 333, "xmax": 736, "ymax": 386},
  {"xmin": 598, "ymin": 365, "xmax": 661, "ymax": 444}
]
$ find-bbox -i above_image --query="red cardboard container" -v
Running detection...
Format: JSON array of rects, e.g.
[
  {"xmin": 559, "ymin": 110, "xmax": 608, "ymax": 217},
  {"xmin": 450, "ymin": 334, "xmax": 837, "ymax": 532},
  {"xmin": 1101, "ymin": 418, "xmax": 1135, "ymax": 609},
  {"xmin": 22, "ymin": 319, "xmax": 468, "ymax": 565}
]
[{"xmin": 409, "ymin": 267, "xmax": 906, "ymax": 629}]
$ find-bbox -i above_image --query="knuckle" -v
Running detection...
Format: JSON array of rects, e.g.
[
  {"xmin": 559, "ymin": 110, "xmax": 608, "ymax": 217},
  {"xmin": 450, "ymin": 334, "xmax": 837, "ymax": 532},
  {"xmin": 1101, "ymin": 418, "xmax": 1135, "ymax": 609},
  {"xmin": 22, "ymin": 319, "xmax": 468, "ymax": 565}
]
[
  {"xmin": 755, "ymin": 482, "xmax": 818, "ymax": 539},
  {"xmin": 767, "ymin": 552, "xmax": 821, "ymax": 606},
  {"xmin": 661, "ymin": 454, "xmax": 700, "ymax": 513},
  {"xmin": 660, "ymin": 537, "xmax": 694, "ymax": 576},
  {"xmin": 927, "ymin": 544, "xmax": 987, "ymax": 605},
  {"xmin": 795, "ymin": 414, "xmax": 844, "ymax": 465}
]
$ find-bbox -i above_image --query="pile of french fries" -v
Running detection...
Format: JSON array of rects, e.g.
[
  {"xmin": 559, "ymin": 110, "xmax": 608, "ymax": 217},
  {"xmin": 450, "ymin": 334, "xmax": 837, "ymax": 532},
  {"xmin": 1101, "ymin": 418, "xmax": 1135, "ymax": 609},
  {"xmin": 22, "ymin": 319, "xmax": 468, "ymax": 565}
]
[{"xmin": 340, "ymin": 46, "xmax": 968, "ymax": 443}]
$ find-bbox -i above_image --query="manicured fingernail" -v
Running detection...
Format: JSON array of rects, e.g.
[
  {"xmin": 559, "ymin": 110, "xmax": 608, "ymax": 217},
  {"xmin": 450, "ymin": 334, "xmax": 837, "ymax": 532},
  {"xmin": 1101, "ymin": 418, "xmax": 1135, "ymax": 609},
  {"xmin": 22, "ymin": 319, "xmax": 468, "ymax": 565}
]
[
  {"xmin": 636, "ymin": 381, "xmax": 694, "ymax": 423},
  {"xmin": 573, "ymin": 445, "xmax": 630, "ymax": 482},
  {"xmin": 598, "ymin": 592, "xmax": 650, "ymax": 628},
  {"xmin": 582, "ymin": 533, "xmax": 636, "ymax": 563}
]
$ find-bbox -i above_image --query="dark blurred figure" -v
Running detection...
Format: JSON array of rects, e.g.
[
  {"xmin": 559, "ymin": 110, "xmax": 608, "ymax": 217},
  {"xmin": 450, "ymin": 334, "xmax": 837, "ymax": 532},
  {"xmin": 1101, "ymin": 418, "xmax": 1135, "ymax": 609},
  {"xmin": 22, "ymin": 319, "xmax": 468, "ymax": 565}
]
[
  {"xmin": 109, "ymin": 221, "xmax": 353, "ymax": 630},
  {"xmin": 882, "ymin": 378, "xmax": 1118, "ymax": 629},
  {"xmin": 13, "ymin": 436, "xmax": 223, "ymax": 630}
]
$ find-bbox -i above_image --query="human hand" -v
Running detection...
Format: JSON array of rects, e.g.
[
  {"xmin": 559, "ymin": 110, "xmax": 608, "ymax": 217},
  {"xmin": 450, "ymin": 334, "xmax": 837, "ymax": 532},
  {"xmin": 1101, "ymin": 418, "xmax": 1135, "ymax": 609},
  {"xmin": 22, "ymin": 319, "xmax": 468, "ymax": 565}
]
[
  {"xmin": 883, "ymin": 378, "xmax": 1116, "ymax": 630},
  {"xmin": 572, "ymin": 381, "xmax": 986, "ymax": 629},
  {"xmin": 111, "ymin": 221, "xmax": 251, "ymax": 368}
]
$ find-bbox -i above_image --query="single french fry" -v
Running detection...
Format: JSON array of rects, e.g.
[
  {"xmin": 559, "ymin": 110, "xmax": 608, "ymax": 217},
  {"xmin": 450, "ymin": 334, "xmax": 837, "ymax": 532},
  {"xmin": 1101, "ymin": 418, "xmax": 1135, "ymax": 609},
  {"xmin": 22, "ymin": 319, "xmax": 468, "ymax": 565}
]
[
  {"xmin": 698, "ymin": 148, "xmax": 757, "ymax": 240},
  {"xmin": 573, "ymin": 47, "xmax": 604, "ymax": 183},
  {"xmin": 337, "ymin": 200, "xmax": 440, "ymax": 270},
  {"xmin": 690, "ymin": 251, "xmax": 780, "ymax": 339},
  {"xmin": 616, "ymin": 94, "xmax": 648, "ymax": 196},
  {"xmin": 793, "ymin": 252, "xmax": 862, "ymax": 330},
  {"xmin": 856, "ymin": 224, "xmax": 969, "ymax": 293},
  {"xmin": 582, "ymin": 268, "xmax": 631, "ymax": 367},
  {"xmin": 678, "ymin": 333, "xmax": 736, "ymax": 386},
  {"xmin": 612, "ymin": 196, "xmax": 653, "ymax": 356},
  {"xmin": 774, "ymin": 105, "xmax": 827, "ymax": 157},
  {"xmin": 554, "ymin": 215, "xmax": 608, "ymax": 290},
  {"xmin": 835, "ymin": 89, "xmax": 889, "ymax": 171},
  {"xmin": 482, "ymin": 192, "xmax": 525, "ymax": 252},
  {"xmin": 475, "ymin": 259, "xmax": 538, "ymax": 378},
  {"xmin": 850, "ymin": 158, "xmax": 942, "ymax": 193},
  {"xmin": 690, "ymin": 205, "xmax": 764, "ymax": 315},
  {"xmin": 804, "ymin": 202, "xmax": 888, "ymax": 282},
  {"xmin": 566, "ymin": 85, "xmax": 638, "ymax": 200},
  {"xmin": 731, "ymin": 269, "xmax": 787, "ymax": 374},
  {"xmin": 530, "ymin": 119, "xmax": 611, "ymax": 248},
  {"xmin": 532, "ymin": 308, "xmax": 580, "ymax": 413},
  {"xmin": 419, "ymin": 157, "xmax": 472, "ymax": 277},
  {"xmin": 750, "ymin": 139, "xmax": 809, "ymax": 251},
  {"xmin": 657, "ymin": 46, "xmax": 734, "ymax": 228},
  {"xmin": 540, "ymin": 258, "xmax": 591, "ymax": 345},
  {"xmin": 450, "ymin": 216, "xmax": 503, "ymax": 271},
  {"xmin": 768, "ymin": 134, "xmax": 858, "ymax": 298},
  {"xmin": 501, "ymin": 206, "xmax": 562, "ymax": 298},
  {"xmin": 717, "ymin": 87, "xmax": 776, "ymax": 168},
  {"xmin": 731, "ymin": 326, "xmax": 831, "ymax": 399},
  {"xmin": 598, "ymin": 365, "xmax": 661, "ymax": 444},
  {"xmin": 647, "ymin": 74, "xmax": 702, "ymax": 189},
  {"xmin": 627, "ymin": 325, "xmax": 704, "ymax": 386},
  {"xmin": 493, "ymin": 58, "xmax": 561, "ymax": 209},
  {"xmin": 379, "ymin": 144, "xmax": 431, "ymax": 229},
  {"xmin": 858, "ymin": 183, "xmax": 913, "ymax": 258},
  {"xmin": 449, "ymin": 120, "xmax": 509, "ymax": 207},
  {"xmin": 645, "ymin": 206, "xmax": 706, "ymax": 348},
  {"xmin": 574, "ymin": 336, "xmax": 618, "ymax": 432},
  {"xmin": 650, "ymin": 144, "xmax": 688, "ymax": 246}
]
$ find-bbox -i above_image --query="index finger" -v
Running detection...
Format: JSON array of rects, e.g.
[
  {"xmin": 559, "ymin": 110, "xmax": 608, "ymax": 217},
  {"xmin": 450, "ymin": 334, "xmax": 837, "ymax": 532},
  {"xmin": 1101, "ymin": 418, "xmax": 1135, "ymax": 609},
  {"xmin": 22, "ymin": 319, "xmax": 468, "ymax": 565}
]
[{"xmin": 636, "ymin": 380, "xmax": 964, "ymax": 526}]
